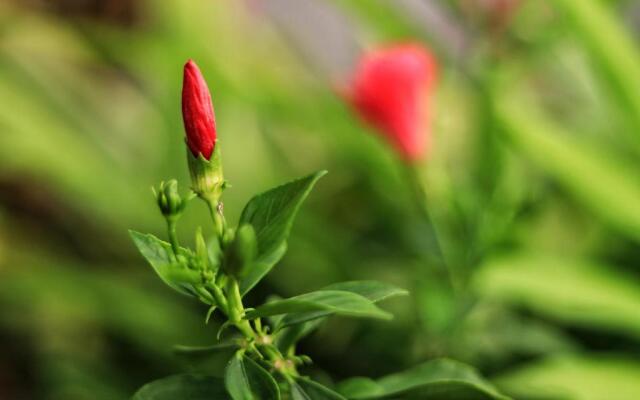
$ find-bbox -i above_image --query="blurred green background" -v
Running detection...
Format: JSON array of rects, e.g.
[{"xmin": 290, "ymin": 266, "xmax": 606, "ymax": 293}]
[{"xmin": 1, "ymin": 0, "xmax": 640, "ymax": 399}]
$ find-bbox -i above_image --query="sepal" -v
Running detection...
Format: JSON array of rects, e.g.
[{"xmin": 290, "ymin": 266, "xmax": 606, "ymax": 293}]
[{"xmin": 187, "ymin": 145, "xmax": 226, "ymax": 202}]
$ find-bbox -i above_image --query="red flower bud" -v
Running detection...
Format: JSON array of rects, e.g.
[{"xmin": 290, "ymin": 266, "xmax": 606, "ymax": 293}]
[
  {"xmin": 182, "ymin": 59, "xmax": 217, "ymax": 160},
  {"xmin": 347, "ymin": 43, "xmax": 438, "ymax": 162}
]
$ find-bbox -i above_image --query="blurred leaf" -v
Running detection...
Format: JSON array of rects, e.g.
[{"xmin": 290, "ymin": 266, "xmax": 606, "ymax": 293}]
[
  {"xmin": 337, "ymin": 358, "xmax": 509, "ymax": 399},
  {"xmin": 292, "ymin": 378, "xmax": 346, "ymax": 400},
  {"xmin": 132, "ymin": 374, "xmax": 229, "ymax": 400},
  {"xmin": 474, "ymin": 253, "xmax": 640, "ymax": 338},
  {"xmin": 245, "ymin": 290, "xmax": 391, "ymax": 321},
  {"xmin": 224, "ymin": 353, "xmax": 280, "ymax": 400},
  {"xmin": 497, "ymin": 98, "xmax": 640, "ymax": 242},
  {"xmin": 496, "ymin": 354, "xmax": 640, "ymax": 400},
  {"xmin": 239, "ymin": 171, "xmax": 327, "ymax": 296},
  {"xmin": 551, "ymin": 0, "xmax": 640, "ymax": 136}
]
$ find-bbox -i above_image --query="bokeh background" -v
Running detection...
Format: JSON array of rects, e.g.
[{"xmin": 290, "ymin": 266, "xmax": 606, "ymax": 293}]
[{"xmin": 2, "ymin": 0, "xmax": 640, "ymax": 399}]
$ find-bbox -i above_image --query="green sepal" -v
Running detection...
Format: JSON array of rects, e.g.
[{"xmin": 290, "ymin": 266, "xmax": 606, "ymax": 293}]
[
  {"xmin": 153, "ymin": 179, "xmax": 193, "ymax": 219},
  {"xmin": 187, "ymin": 145, "xmax": 226, "ymax": 202}
]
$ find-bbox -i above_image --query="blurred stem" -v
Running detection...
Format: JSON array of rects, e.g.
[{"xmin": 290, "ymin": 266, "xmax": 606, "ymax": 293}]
[{"xmin": 403, "ymin": 164, "xmax": 460, "ymax": 295}]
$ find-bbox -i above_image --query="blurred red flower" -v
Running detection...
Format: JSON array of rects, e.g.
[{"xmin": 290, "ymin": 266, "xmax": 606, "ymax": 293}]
[
  {"xmin": 182, "ymin": 59, "xmax": 217, "ymax": 160},
  {"xmin": 347, "ymin": 43, "xmax": 438, "ymax": 162}
]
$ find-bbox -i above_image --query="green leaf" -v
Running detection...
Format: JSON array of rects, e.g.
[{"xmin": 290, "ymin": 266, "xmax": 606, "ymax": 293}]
[
  {"xmin": 275, "ymin": 281, "xmax": 408, "ymax": 350},
  {"xmin": 473, "ymin": 253, "xmax": 640, "ymax": 338},
  {"xmin": 323, "ymin": 281, "xmax": 409, "ymax": 302},
  {"xmin": 239, "ymin": 170, "xmax": 327, "ymax": 296},
  {"xmin": 173, "ymin": 340, "xmax": 239, "ymax": 356},
  {"xmin": 496, "ymin": 99, "xmax": 640, "ymax": 242},
  {"xmin": 225, "ymin": 353, "xmax": 281, "ymax": 400},
  {"xmin": 245, "ymin": 290, "xmax": 392, "ymax": 321},
  {"xmin": 337, "ymin": 358, "xmax": 509, "ymax": 400},
  {"xmin": 551, "ymin": 0, "xmax": 640, "ymax": 136},
  {"xmin": 496, "ymin": 354, "xmax": 640, "ymax": 400},
  {"xmin": 129, "ymin": 230, "xmax": 201, "ymax": 297},
  {"xmin": 224, "ymin": 224, "xmax": 258, "ymax": 277},
  {"xmin": 292, "ymin": 378, "xmax": 347, "ymax": 400},
  {"xmin": 132, "ymin": 374, "xmax": 229, "ymax": 400},
  {"xmin": 279, "ymin": 281, "xmax": 407, "ymax": 327}
]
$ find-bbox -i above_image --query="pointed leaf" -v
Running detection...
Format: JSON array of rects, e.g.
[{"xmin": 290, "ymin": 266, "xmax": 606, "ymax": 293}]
[
  {"xmin": 323, "ymin": 281, "xmax": 409, "ymax": 302},
  {"xmin": 129, "ymin": 230, "xmax": 200, "ymax": 297},
  {"xmin": 292, "ymin": 378, "xmax": 346, "ymax": 400},
  {"xmin": 245, "ymin": 290, "xmax": 391, "ymax": 321},
  {"xmin": 173, "ymin": 340, "xmax": 239, "ymax": 357},
  {"xmin": 239, "ymin": 171, "xmax": 327, "ymax": 295},
  {"xmin": 132, "ymin": 374, "xmax": 229, "ymax": 400},
  {"xmin": 225, "ymin": 353, "xmax": 280, "ymax": 400},
  {"xmin": 279, "ymin": 281, "xmax": 407, "ymax": 328},
  {"xmin": 337, "ymin": 358, "xmax": 510, "ymax": 399},
  {"xmin": 275, "ymin": 281, "xmax": 407, "ymax": 351}
]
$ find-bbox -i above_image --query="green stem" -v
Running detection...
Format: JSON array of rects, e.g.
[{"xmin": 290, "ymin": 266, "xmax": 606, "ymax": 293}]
[
  {"xmin": 226, "ymin": 278, "xmax": 255, "ymax": 339},
  {"xmin": 207, "ymin": 282, "xmax": 229, "ymax": 315},
  {"xmin": 205, "ymin": 197, "xmax": 227, "ymax": 242},
  {"xmin": 404, "ymin": 165, "xmax": 460, "ymax": 294},
  {"xmin": 166, "ymin": 217, "xmax": 180, "ymax": 260}
]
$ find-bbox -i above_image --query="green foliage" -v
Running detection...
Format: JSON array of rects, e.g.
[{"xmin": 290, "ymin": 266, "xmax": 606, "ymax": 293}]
[
  {"xmin": 496, "ymin": 355, "xmax": 640, "ymax": 400},
  {"xmin": 474, "ymin": 253, "xmax": 640, "ymax": 338},
  {"xmin": 496, "ymin": 97, "xmax": 640, "ymax": 242},
  {"xmin": 5, "ymin": 1, "xmax": 640, "ymax": 399},
  {"xmin": 132, "ymin": 374, "xmax": 229, "ymax": 400},
  {"xmin": 224, "ymin": 353, "xmax": 281, "ymax": 400},
  {"xmin": 245, "ymin": 290, "xmax": 392, "ymax": 320},
  {"xmin": 338, "ymin": 359, "xmax": 510, "ymax": 400},
  {"xmin": 239, "ymin": 170, "xmax": 328, "ymax": 295},
  {"xmin": 550, "ymin": 0, "xmax": 640, "ymax": 138},
  {"xmin": 224, "ymin": 224, "xmax": 258, "ymax": 277},
  {"xmin": 292, "ymin": 378, "xmax": 347, "ymax": 400},
  {"xmin": 129, "ymin": 230, "xmax": 202, "ymax": 298}
]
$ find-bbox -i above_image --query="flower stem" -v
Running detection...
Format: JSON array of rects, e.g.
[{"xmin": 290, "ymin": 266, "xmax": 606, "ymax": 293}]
[
  {"xmin": 226, "ymin": 278, "xmax": 255, "ymax": 339},
  {"xmin": 205, "ymin": 197, "xmax": 227, "ymax": 242},
  {"xmin": 166, "ymin": 217, "xmax": 180, "ymax": 260},
  {"xmin": 404, "ymin": 164, "xmax": 460, "ymax": 294}
]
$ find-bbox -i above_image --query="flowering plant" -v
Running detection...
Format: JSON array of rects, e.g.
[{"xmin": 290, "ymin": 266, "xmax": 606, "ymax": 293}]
[{"xmin": 129, "ymin": 60, "xmax": 508, "ymax": 400}]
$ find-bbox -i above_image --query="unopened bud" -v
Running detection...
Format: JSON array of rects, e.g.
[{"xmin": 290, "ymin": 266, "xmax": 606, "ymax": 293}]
[{"xmin": 154, "ymin": 180, "xmax": 191, "ymax": 218}]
